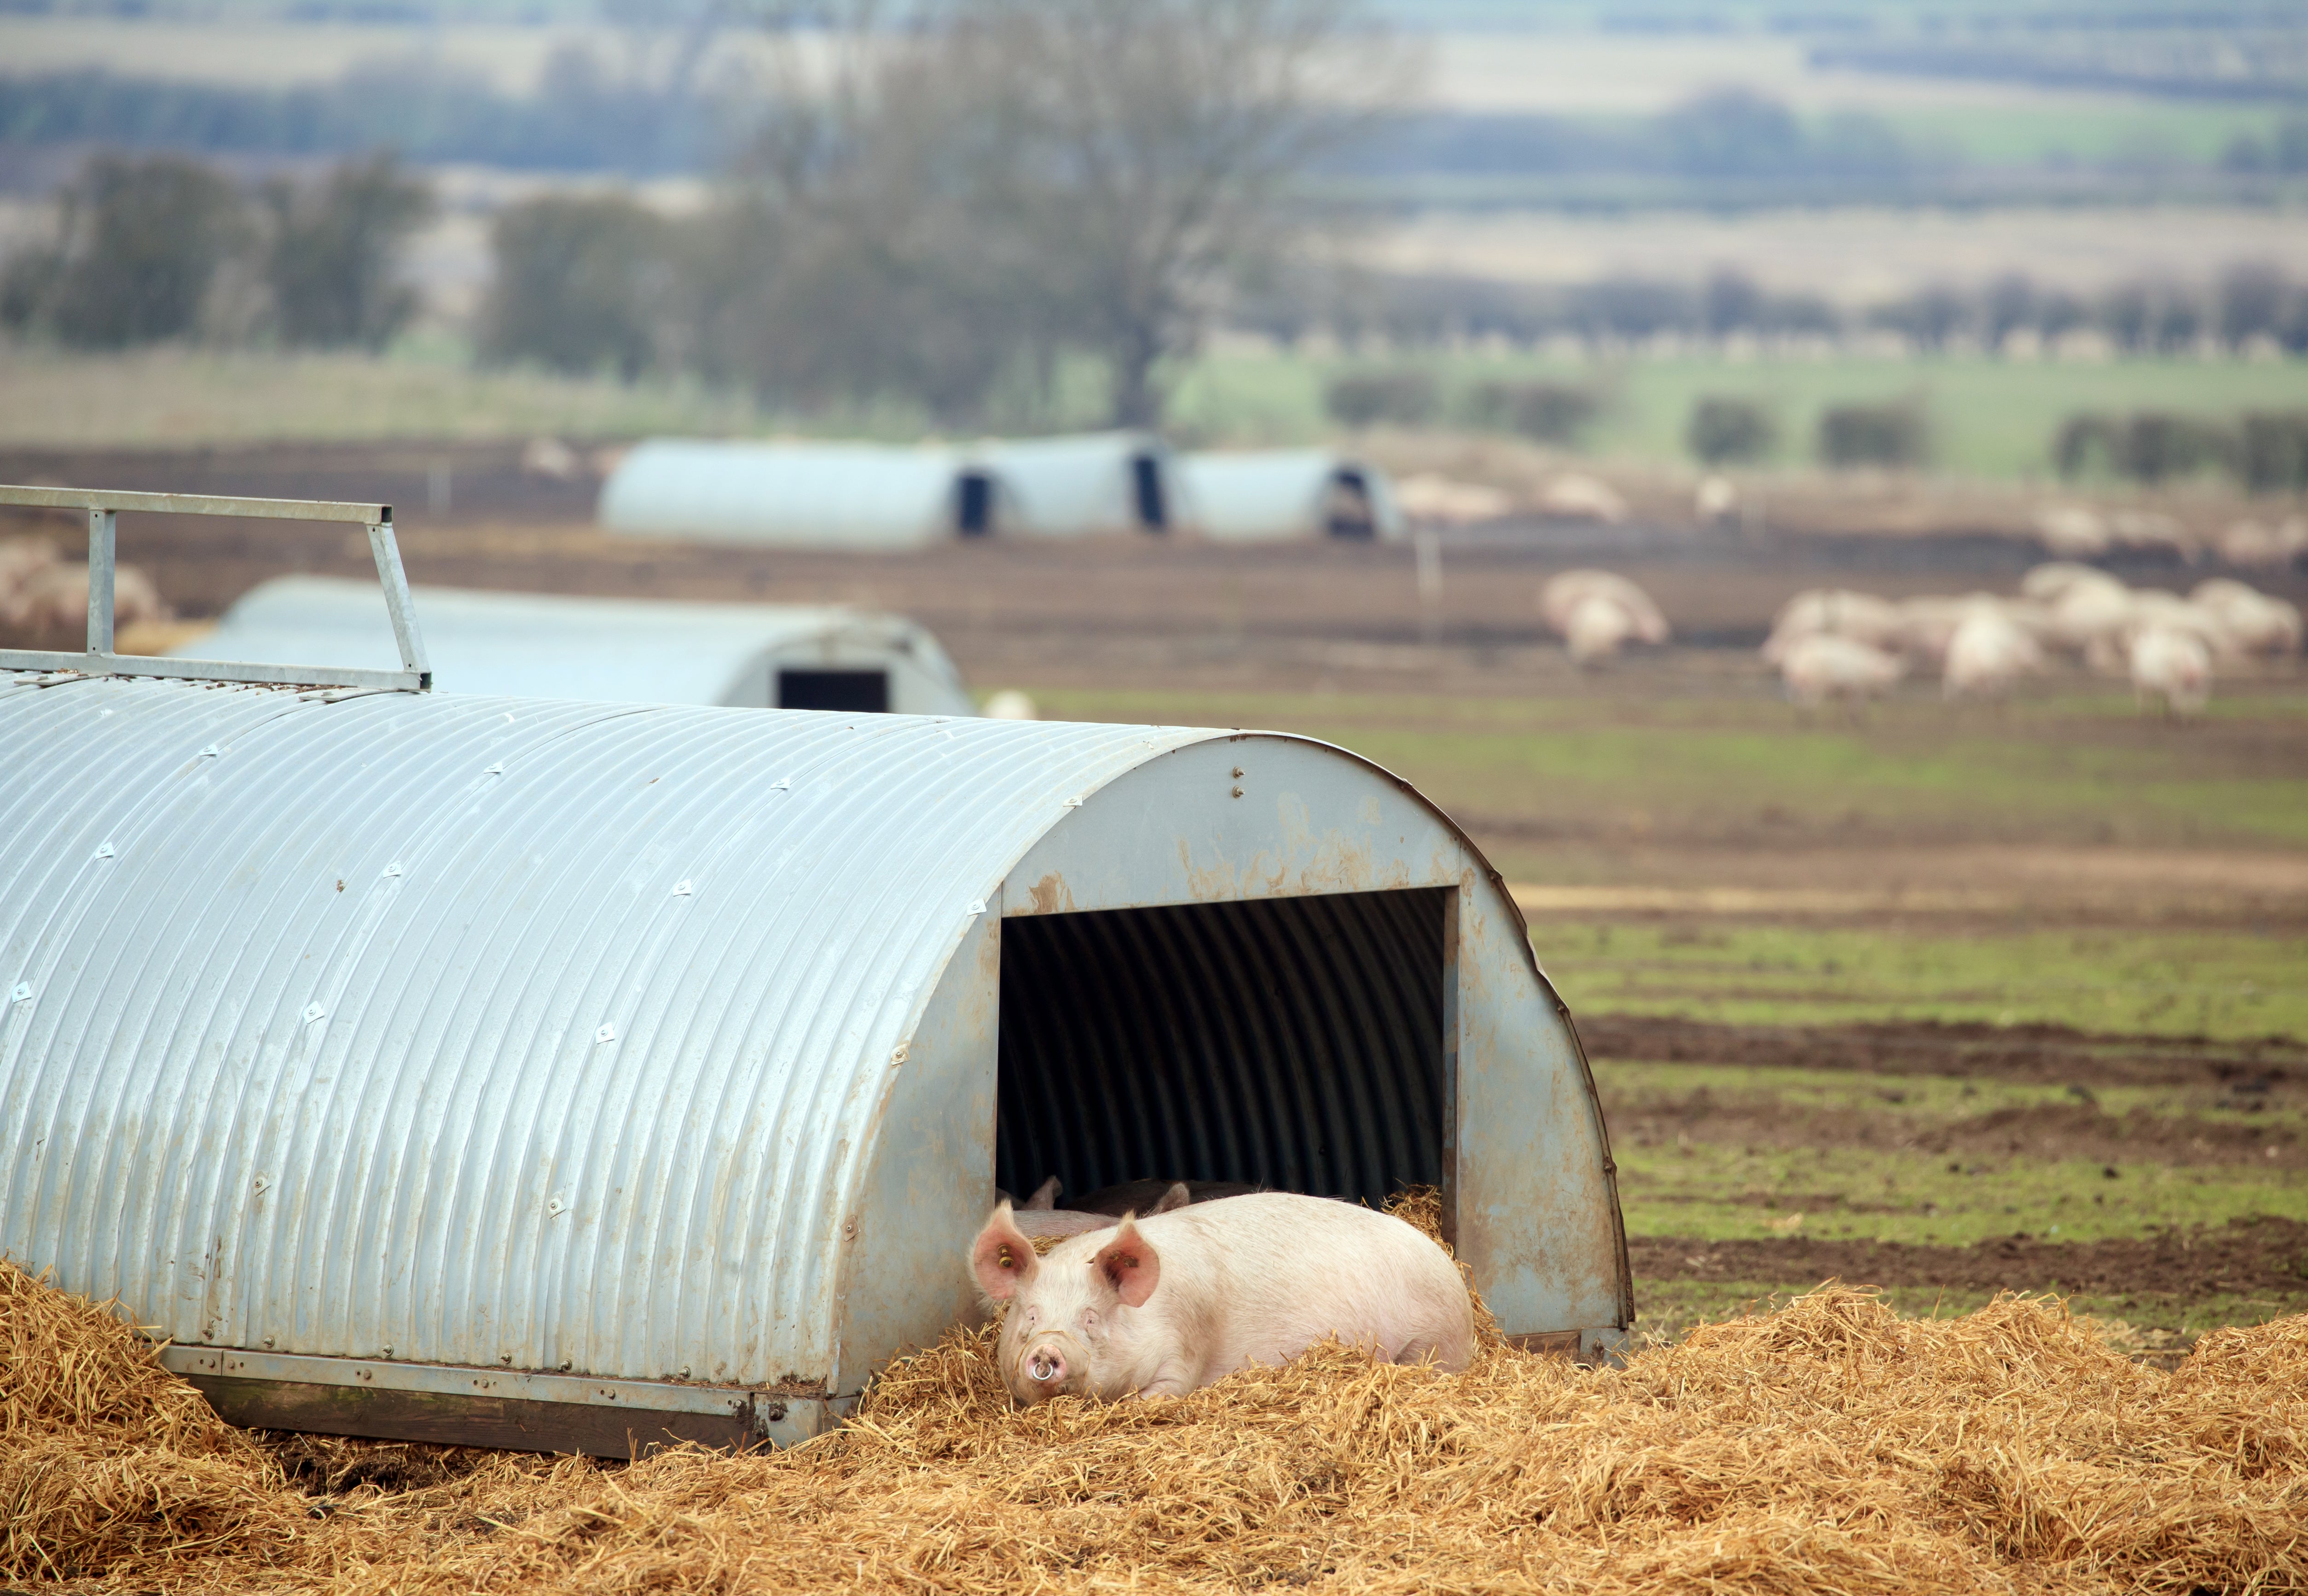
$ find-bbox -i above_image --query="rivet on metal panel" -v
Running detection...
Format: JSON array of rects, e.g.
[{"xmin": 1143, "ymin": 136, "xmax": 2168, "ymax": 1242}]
[
  {"xmin": 547, "ymin": 1195, "xmax": 567, "ymax": 1216},
  {"xmin": 199, "ymin": 744, "xmax": 220, "ymax": 758},
  {"xmin": 93, "ymin": 842, "xmax": 115, "ymax": 860},
  {"xmin": 679, "ymin": 1365, "xmax": 691, "ymax": 1380},
  {"xmin": 560, "ymin": 1360, "xmax": 573, "ymax": 1371},
  {"xmin": 964, "ymin": 898, "xmax": 986, "ymax": 917},
  {"xmin": 383, "ymin": 862, "xmax": 403, "ymax": 878},
  {"xmin": 1231, "ymin": 786, "xmax": 1244, "ymax": 798},
  {"xmin": 771, "ymin": 777, "xmax": 792, "ymax": 791},
  {"xmin": 381, "ymin": 1346, "xmax": 392, "ymax": 1356},
  {"xmin": 9, "ymin": 983, "xmax": 28, "ymax": 1004},
  {"xmin": 594, "ymin": 1022, "xmax": 616, "ymax": 1044},
  {"xmin": 890, "ymin": 1042, "xmax": 909, "ymax": 1065},
  {"xmin": 253, "ymin": 1175, "xmax": 270, "ymax": 1194},
  {"xmin": 1233, "ymin": 766, "xmax": 1245, "ymax": 777},
  {"xmin": 1062, "ymin": 796, "xmax": 1082, "ymax": 808},
  {"xmin": 483, "ymin": 762, "xmax": 505, "ymax": 776},
  {"xmin": 302, "ymin": 1003, "xmax": 325, "ymax": 1024},
  {"xmin": 842, "ymin": 1219, "xmax": 857, "ymax": 1240},
  {"xmin": 673, "ymin": 880, "xmax": 693, "ymax": 896}
]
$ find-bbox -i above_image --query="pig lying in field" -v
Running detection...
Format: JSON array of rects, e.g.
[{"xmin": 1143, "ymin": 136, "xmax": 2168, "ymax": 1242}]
[{"xmin": 970, "ymin": 1191, "xmax": 1474, "ymax": 1405}]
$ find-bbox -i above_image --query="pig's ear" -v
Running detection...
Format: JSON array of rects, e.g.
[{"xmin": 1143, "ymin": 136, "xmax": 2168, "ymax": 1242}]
[
  {"xmin": 1151, "ymin": 1182, "xmax": 1191, "ymax": 1214},
  {"xmin": 1092, "ymin": 1215, "xmax": 1160, "ymax": 1308},
  {"xmin": 1026, "ymin": 1175, "xmax": 1061, "ymax": 1212},
  {"xmin": 971, "ymin": 1203, "xmax": 1039, "ymax": 1301}
]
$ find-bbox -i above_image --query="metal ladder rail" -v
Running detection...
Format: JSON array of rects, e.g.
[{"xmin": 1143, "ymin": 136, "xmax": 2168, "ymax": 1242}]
[{"xmin": 0, "ymin": 486, "xmax": 431, "ymax": 693}]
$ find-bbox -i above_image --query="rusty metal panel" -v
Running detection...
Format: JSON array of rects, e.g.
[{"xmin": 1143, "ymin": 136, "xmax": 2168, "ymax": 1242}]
[
  {"xmin": 0, "ymin": 671, "xmax": 1206, "ymax": 1393},
  {"xmin": 176, "ymin": 576, "xmax": 976, "ymax": 717}
]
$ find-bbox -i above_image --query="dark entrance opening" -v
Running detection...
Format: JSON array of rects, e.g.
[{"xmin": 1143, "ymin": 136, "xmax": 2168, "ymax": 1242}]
[
  {"xmin": 1325, "ymin": 468, "xmax": 1379, "ymax": 539},
  {"xmin": 956, "ymin": 470, "xmax": 996, "ymax": 537},
  {"xmin": 777, "ymin": 669, "xmax": 890, "ymax": 712},
  {"xmin": 1131, "ymin": 454, "xmax": 1168, "ymax": 532},
  {"xmin": 995, "ymin": 887, "xmax": 1447, "ymax": 1208}
]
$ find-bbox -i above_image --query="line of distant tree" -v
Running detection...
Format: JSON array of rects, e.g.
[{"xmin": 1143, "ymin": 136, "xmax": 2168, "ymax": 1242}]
[
  {"xmin": 1321, "ymin": 371, "xmax": 1933, "ymax": 470},
  {"xmin": 0, "ymin": 152, "xmax": 432, "ymax": 351},
  {"xmin": 0, "ymin": 0, "xmax": 1400, "ymax": 431},
  {"xmin": 1284, "ymin": 265, "xmax": 2308, "ymax": 356}
]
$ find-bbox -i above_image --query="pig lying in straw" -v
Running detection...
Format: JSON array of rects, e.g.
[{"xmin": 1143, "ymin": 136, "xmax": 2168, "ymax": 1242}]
[{"xmin": 970, "ymin": 1191, "xmax": 1475, "ymax": 1404}]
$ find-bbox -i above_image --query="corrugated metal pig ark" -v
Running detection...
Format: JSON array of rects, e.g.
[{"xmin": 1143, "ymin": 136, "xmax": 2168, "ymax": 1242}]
[{"xmin": 1, "ymin": 672, "xmax": 1631, "ymax": 1458}]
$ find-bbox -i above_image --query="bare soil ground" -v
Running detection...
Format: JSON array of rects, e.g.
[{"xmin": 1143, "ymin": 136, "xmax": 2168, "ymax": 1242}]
[
  {"xmin": 1582, "ymin": 1015, "xmax": 2307, "ymax": 1088},
  {"xmin": 1632, "ymin": 1216, "xmax": 2308, "ymax": 1306}
]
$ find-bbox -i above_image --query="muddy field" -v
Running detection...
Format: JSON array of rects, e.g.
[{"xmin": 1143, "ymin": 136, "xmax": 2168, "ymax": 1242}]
[{"xmin": 6, "ymin": 439, "xmax": 2304, "ymax": 1347}]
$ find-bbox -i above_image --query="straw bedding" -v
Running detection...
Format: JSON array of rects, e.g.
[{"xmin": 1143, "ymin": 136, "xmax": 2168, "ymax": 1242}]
[{"xmin": 4, "ymin": 1197, "xmax": 2304, "ymax": 1595}]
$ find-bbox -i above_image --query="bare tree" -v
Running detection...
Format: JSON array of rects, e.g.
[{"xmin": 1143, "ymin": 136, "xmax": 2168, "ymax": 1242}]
[{"xmin": 730, "ymin": 0, "xmax": 1409, "ymax": 427}]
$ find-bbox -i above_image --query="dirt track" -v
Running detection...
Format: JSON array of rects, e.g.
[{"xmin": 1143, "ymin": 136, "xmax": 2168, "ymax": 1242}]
[
  {"xmin": 1579, "ymin": 1015, "xmax": 2308, "ymax": 1088},
  {"xmin": 1633, "ymin": 1215, "xmax": 2308, "ymax": 1304}
]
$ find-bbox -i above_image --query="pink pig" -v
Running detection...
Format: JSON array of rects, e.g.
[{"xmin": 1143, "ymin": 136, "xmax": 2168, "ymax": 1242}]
[{"xmin": 969, "ymin": 1191, "xmax": 1475, "ymax": 1405}]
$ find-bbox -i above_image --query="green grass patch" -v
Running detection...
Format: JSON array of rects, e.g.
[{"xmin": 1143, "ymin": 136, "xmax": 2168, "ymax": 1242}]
[
  {"xmin": 1032, "ymin": 686, "xmax": 2308, "ymax": 851},
  {"xmin": 1546, "ymin": 923, "xmax": 2308, "ymax": 1040},
  {"xmin": 1613, "ymin": 1139, "xmax": 2300, "ymax": 1247}
]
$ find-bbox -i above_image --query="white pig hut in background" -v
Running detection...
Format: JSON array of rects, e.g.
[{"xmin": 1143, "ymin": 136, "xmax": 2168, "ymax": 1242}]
[
  {"xmin": 172, "ymin": 576, "xmax": 976, "ymax": 717},
  {"xmin": 598, "ymin": 438, "xmax": 971, "ymax": 549},
  {"xmin": 972, "ymin": 430, "xmax": 1180, "ymax": 538},
  {"xmin": 1177, "ymin": 450, "xmax": 1406, "ymax": 543},
  {"xmin": 1, "ymin": 492, "xmax": 1630, "ymax": 1458},
  {"xmin": 598, "ymin": 431, "xmax": 1181, "ymax": 547}
]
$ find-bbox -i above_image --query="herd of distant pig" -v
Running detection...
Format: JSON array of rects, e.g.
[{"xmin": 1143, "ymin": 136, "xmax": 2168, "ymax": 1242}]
[
  {"xmin": 1540, "ymin": 565, "xmax": 2302, "ymax": 716},
  {"xmin": 969, "ymin": 1178, "xmax": 1475, "ymax": 1405},
  {"xmin": 0, "ymin": 537, "xmax": 169, "ymax": 640}
]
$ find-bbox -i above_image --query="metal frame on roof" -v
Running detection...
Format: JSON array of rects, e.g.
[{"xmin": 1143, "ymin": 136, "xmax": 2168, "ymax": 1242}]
[{"xmin": 0, "ymin": 485, "xmax": 432, "ymax": 693}]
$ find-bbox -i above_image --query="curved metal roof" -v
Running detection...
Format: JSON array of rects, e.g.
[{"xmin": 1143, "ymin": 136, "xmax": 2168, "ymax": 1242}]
[
  {"xmin": 597, "ymin": 432, "xmax": 1179, "ymax": 548},
  {"xmin": 171, "ymin": 577, "xmax": 975, "ymax": 715},
  {"xmin": 598, "ymin": 439, "xmax": 965, "ymax": 549},
  {"xmin": 0, "ymin": 673, "xmax": 1203, "ymax": 1387},
  {"xmin": 0, "ymin": 672, "xmax": 1631, "ymax": 1423},
  {"xmin": 972, "ymin": 431, "xmax": 1173, "ymax": 538}
]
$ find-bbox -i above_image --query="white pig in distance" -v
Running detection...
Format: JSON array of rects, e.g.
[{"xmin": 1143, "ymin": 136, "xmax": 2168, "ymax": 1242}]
[{"xmin": 969, "ymin": 1191, "xmax": 1475, "ymax": 1405}]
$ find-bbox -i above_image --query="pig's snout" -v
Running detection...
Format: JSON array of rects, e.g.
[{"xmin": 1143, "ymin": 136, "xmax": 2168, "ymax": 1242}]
[{"xmin": 1009, "ymin": 1334, "xmax": 1084, "ymax": 1402}]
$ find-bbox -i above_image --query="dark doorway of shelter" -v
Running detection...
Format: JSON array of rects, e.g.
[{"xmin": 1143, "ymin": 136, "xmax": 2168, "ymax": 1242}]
[
  {"xmin": 956, "ymin": 471, "xmax": 995, "ymax": 537},
  {"xmin": 1131, "ymin": 455, "xmax": 1168, "ymax": 531},
  {"xmin": 995, "ymin": 888, "xmax": 1447, "ymax": 1209},
  {"xmin": 777, "ymin": 669, "xmax": 890, "ymax": 712},
  {"xmin": 1325, "ymin": 468, "xmax": 1378, "ymax": 539}
]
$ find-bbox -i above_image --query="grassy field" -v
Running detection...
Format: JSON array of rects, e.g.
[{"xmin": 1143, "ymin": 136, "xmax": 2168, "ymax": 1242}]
[
  {"xmin": 8, "ymin": 341, "xmax": 2308, "ymax": 485},
  {"xmin": 1601, "ymin": 1058, "xmax": 2302, "ymax": 1248},
  {"xmin": 1539, "ymin": 922, "xmax": 2308, "ymax": 1041},
  {"xmin": 1028, "ymin": 685, "xmax": 2308, "ymax": 855},
  {"xmin": 1022, "ymin": 675, "xmax": 2308, "ymax": 1339}
]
